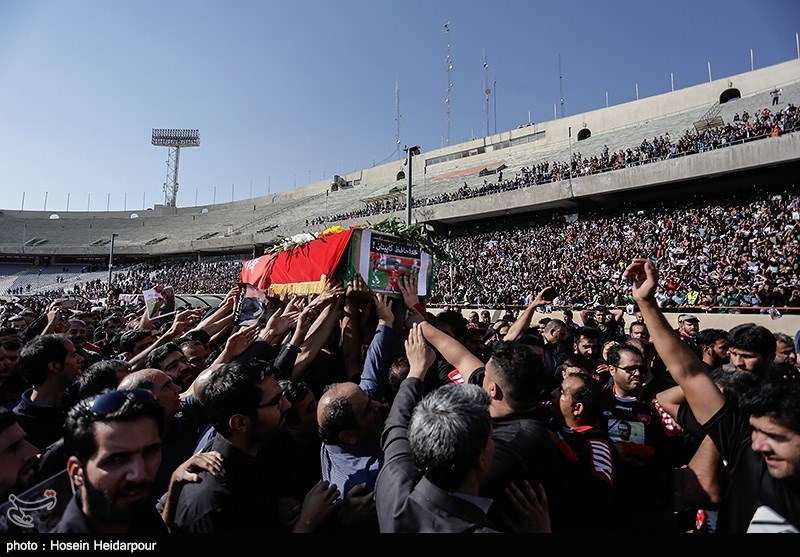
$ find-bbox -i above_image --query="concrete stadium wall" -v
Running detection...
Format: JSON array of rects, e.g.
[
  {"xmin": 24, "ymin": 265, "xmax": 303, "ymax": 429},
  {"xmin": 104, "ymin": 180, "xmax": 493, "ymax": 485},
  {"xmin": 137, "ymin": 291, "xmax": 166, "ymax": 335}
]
[{"xmin": 427, "ymin": 307, "xmax": 800, "ymax": 336}]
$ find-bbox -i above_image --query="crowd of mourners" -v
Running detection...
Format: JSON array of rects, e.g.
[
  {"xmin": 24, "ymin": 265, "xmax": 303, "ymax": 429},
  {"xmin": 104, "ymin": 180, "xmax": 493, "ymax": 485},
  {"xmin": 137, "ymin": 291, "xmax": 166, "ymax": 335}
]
[
  {"xmin": 0, "ymin": 257, "xmax": 799, "ymax": 535},
  {"xmin": 430, "ymin": 186, "xmax": 800, "ymax": 311},
  {"xmin": 311, "ymin": 102, "xmax": 798, "ymax": 226},
  {"xmin": 0, "ymin": 98, "xmax": 799, "ymax": 536},
  {"xmin": 27, "ymin": 185, "xmax": 800, "ymax": 316}
]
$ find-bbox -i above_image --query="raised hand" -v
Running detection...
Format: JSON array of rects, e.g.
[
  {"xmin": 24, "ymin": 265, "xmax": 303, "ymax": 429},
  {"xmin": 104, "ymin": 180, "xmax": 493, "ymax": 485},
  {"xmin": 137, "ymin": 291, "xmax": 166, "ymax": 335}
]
[
  {"xmin": 404, "ymin": 322, "xmax": 435, "ymax": 378},
  {"xmin": 223, "ymin": 323, "xmax": 260, "ymax": 358},
  {"xmin": 622, "ymin": 258, "xmax": 659, "ymax": 303},
  {"xmin": 311, "ymin": 280, "xmax": 345, "ymax": 309},
  {"xmin": 398, "ymin": 273, "xmax": 421, "ymax": 309},
  {"xmin": 345, "ymin": 273, "xmax": 372, "ymax": 308},
  {"xmin": 373, "ymin": 293, "xmax": 394, "ymax": 327},
  {"xmin": 531, "ymin": 286, "xmax": 556, "ymax": 308}
]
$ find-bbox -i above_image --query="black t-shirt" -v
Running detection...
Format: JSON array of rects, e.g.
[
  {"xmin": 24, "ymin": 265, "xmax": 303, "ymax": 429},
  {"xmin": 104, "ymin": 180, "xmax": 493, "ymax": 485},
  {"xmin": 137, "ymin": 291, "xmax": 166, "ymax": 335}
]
[{"xmin": 697, "ymin": 400, "xmax": 800, "ymax": 532}]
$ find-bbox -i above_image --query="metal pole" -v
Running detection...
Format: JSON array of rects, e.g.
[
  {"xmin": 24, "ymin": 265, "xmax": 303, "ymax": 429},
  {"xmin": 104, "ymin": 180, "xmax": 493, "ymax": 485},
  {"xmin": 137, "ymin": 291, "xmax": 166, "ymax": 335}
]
[
  {"xmin": 708, "ymin": 61, "xmax": 712, "ymax": 82},
  {"xmin": 605, "ymin": 91, "xmax": 608, "ymax": 108},
  {"xmin": 405, "ymin": 147, "xmax": 413, "ymax": 227},
  {"xmin": 671, "ymin": 72, "xmax": 675, "ymax": 92},
  {"xmin": 635, "ymin": 83, "xmax": 639, "ymax": 100},
  {"xmin": 493, "ymin": 78, "xmax": 497, "ymax": 135},
  {"xmin": 750, "ymin": 48, "xmax": 754, "ymax": 71},
  {"xmin": 107, "ymin": 233, "xmax": 117, "ymax": 289},
  {"xmin": 66, "ymin": 193, "xmax": 70, "ymax": 212}
]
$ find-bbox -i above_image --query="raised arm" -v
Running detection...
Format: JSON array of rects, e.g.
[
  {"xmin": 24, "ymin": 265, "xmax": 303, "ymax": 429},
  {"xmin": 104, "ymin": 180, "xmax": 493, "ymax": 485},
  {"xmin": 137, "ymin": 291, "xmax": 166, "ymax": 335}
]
[
  {"xmin": 623, "ymin": 258, "xmax": 724, "ymax": 424},
  {"xmin": 505, "ymin": 287, "xmax": 553, "ymax": 342},
  {"xmin": 419, "ymin": 320, "xmax": 484, "ymax": 383},
  {"xmin": 341, "ymin": 274, "xmax": 371, "ymax": 379}
]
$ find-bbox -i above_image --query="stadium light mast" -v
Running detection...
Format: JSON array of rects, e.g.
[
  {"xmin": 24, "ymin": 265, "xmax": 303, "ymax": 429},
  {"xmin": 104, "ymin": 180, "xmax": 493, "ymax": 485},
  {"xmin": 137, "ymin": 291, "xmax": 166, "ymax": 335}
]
[
  {"xmin": 404, "ymin": 145, "xmax": 420, "ymax": 227},
  {"xmin": 151, "ymin": 129, "xmax": 200, "ymax": 207}
]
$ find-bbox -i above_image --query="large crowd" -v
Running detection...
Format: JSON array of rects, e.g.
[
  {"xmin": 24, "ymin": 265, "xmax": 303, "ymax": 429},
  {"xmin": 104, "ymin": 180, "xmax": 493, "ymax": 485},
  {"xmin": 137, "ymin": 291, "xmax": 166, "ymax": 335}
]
[
  {"xmin": 0, "ymin": 97, "xmax": 799, "ymax": 535},
  {"xmin": 0, "ymin": 256, "xmax": 798, "ymax": 535},
  {"xmin": 430, "ymin": 186, "xmax": 800, "ymax": 311},
  {"xmin": 311, "ymin": 102, "xmax": 798, "ymax": 226}
]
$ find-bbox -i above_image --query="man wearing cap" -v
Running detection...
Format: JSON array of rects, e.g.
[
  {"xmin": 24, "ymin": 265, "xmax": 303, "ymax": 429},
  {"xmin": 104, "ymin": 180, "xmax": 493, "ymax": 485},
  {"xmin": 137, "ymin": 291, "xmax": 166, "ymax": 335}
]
[{"xmin": 677, "ymin": 314, "xmax": 700, "ymax": 343}]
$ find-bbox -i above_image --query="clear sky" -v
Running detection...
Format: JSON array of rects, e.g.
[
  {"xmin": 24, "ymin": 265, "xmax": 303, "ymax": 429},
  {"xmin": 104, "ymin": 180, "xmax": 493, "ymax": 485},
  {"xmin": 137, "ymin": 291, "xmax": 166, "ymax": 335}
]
[{"xmin": 1, "ymin": 0, "xmax": 798, "ymax": 212}]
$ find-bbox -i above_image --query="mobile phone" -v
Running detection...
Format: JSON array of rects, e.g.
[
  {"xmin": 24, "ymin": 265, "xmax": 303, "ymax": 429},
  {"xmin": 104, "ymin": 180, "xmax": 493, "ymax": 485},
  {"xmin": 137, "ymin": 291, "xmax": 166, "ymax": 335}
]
[
  {"xmin": 59, "ymin": 298, "xmax": 76, "ymax": 309},
  {"xmin": 542, "ymin": 287, "xmax": 557, "ymax": 302}
]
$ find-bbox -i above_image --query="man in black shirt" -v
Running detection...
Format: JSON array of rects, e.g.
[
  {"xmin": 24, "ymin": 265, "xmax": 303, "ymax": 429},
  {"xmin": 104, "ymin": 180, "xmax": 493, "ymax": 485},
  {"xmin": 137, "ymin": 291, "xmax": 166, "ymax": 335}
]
[
  {"xmin": 172, "ymin": 358, "xmax": 338, "ymax": 533},
  {"xmin": 625, "ymin": 258, "xmax": 800, "ymax": 532},
  {"xmin": 53, "ymin": 389, "xmax": 167, "ymax": 533}
]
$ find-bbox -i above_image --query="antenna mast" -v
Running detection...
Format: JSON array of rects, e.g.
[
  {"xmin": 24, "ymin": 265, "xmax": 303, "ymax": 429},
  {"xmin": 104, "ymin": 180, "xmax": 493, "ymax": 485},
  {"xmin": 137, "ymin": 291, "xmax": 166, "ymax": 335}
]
[
  {"xmin": 483, "ymin": 51, "xmax": 490, "ymax": 137},
  {"xmin": 445, "ymin": 21, "xmax": 452, "ymax": 147},
  {"xmin": 558, "ymin": 53, "xmax": 565, "ymax": 118},
  {"xmin": 396, "ymin": 80, "xmax": 402, "ymax": 160}
]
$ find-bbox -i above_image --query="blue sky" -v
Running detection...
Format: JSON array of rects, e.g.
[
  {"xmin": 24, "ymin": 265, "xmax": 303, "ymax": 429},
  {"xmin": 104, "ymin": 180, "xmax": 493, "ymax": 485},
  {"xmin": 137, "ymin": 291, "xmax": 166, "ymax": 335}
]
[{"xmin": 1, "ymin": 0, "xmax": 798, "ymax": 212}]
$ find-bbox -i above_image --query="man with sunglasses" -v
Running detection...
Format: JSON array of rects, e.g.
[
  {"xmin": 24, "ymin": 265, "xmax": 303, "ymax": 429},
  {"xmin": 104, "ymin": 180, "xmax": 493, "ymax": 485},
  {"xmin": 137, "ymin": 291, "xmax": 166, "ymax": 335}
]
[
  {"xmin": 53, "ymin": 388, "xmax": 167, "ymax": 533},
  {"xmin": 601, "ymin": 344, "xmax": 683, "ymax": 532}
]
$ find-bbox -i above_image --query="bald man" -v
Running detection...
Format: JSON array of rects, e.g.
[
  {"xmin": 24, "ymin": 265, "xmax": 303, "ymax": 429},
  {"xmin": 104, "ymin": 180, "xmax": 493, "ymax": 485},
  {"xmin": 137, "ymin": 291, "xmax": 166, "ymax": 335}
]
[{"xmin": 119, "ymin": 369, "xmax": 209, "ymax": 495}]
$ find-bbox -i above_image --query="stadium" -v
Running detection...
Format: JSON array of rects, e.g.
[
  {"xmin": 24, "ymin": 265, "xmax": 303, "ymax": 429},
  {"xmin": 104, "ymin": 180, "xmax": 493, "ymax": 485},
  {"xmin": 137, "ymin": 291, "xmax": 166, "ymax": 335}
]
[
  {"xmin": 1, "ymin": 56, "xmax": 798, "ymax": 330},
  {"xmin": 2, "ymin": 20, "xmax": 800, "ymax": 535}
]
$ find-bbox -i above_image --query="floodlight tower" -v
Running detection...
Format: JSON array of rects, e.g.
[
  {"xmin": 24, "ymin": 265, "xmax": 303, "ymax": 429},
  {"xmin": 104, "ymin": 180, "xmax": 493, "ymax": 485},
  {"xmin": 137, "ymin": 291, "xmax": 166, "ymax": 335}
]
[{"xmin": 151, "ymin": 129, "xmax": 200, "ymax": 207}]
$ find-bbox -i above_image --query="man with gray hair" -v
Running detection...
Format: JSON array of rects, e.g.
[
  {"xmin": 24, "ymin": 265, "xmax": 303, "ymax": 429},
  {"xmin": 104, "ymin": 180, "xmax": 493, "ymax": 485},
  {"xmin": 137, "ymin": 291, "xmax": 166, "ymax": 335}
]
[
  {"xmin": 542, "ymin": 319, "xmax": 568, "ymax": 379},
  {"xmin": 375, "ymin": 324, "xmax": 549, "ymax": 533}
]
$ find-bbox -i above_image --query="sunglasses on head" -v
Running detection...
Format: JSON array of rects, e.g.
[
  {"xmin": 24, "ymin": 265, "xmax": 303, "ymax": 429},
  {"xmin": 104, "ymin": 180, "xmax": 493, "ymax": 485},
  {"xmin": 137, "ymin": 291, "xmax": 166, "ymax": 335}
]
[{"xmin": 89, "ymin": 388, "xmax": 156, "ymax": 417}]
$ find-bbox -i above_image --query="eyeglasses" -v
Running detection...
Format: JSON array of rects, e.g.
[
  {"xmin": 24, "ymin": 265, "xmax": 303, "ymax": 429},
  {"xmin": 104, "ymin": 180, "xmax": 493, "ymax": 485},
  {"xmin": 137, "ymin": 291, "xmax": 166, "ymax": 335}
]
[
  {"xmin": 614, "ymin": 364, "xmax": 645, "ymax": 374},
  {"xmin": 2, "ymin": 341, "xmax": 21, "ymax": 351},
  {"xmin": 255, "ymin": 391, "xmax": 283, "ymax": 410},
  {"xmin": 89, "ymin": 389, "xmax": 156, "ymax": 417}
]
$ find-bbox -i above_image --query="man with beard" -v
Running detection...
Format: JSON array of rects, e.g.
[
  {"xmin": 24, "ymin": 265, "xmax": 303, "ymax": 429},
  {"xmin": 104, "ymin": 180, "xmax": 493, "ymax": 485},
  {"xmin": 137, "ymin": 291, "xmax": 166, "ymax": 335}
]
[
  {"xmin": 0, "ymin": 410, "xmax": 39, "ymax": 500},
  {"xmin": 53, "ymin": 388, "xmax": 167, "ymax": 533},
  {"xmin": 173, "ymin": 358, "xmax": 340, "ymax": 532},
  {"xmin": 65, "ymin": 319, "xmax": 101, "ymax": 370},
  {"xmin": 625, "ymin": 258, "xmax": 800, "ymax": 532},
  {"xmin": 601, "ymin": 344, "xmax": 681, "ymax": 532},
  {"xmin": 696, "ymin": 329, "xmax": 730, "ymax": 372}
]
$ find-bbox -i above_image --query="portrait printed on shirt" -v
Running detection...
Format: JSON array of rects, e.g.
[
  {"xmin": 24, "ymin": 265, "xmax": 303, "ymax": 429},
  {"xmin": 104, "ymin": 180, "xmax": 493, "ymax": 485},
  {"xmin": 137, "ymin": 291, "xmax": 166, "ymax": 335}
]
[{"xmin": 608, "ymin": 418, "xmax": 645, "ymax": 444}]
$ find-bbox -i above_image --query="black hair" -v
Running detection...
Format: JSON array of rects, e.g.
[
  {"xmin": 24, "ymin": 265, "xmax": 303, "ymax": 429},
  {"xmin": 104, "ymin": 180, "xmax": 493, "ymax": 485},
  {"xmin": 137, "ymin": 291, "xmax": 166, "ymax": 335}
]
[
  {"xmin": 18, "ymin": 334, "xmax": 68, "ymax": 387},
  {"xmin": 696, "ymin": 328, "xmax": 730, "ymax": 348},
  {"xmin": 64, "ymin": 390, "xmax": 164, "ymax": 464},
  {"xmin": 740, "ymin": 379, "xmax": 800, "ymax": 434},
  {"xmin": 204, "ymin": 359, "xmax": 270, "ymax": 438},
  {"xmin": 728, "ymin": 323, "xmax": 776, "ymax": 358},
  {"xmin": 489, "ymin": 340, "xmax": 545, "ymax": 408}
]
